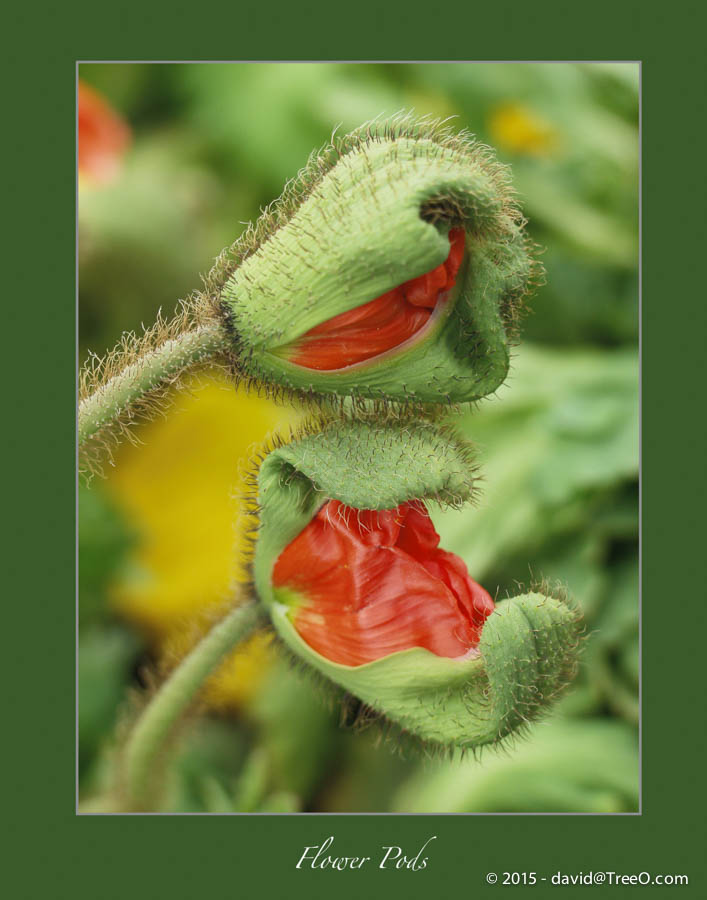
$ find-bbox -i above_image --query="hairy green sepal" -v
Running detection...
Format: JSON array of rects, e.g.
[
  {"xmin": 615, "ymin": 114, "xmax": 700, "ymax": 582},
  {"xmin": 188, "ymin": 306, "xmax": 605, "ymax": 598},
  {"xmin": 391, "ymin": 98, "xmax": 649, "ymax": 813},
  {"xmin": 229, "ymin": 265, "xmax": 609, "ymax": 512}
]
[
  {"xmin": 219, "ymin": 123, "xmax": 533, "ymax": 406},
  {"xmin": 253, "ymin": 419, "xmax": 476, "ymax": 583},
  {"xmin": 270, "ymin": 591, "xmax": 578, "ymax": 747},
  {"xmin": 252, "ymin": 419, "xmax": 580, "ymax": 748}
]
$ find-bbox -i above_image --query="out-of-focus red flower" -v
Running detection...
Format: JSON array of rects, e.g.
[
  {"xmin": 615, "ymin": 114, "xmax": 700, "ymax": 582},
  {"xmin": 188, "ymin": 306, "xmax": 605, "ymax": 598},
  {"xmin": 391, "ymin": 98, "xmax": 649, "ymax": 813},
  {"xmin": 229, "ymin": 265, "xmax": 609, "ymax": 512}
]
[
  {"xmin": 78, "ymin": 80, "xmax": 131, "ymax": 183},
  {"xmin": 286, "ymin": 228, "xmax": 466, "ymax": 370},
  {"xmin": 273, "ymin": 498, "xmax": 493, "ymax": 666}
]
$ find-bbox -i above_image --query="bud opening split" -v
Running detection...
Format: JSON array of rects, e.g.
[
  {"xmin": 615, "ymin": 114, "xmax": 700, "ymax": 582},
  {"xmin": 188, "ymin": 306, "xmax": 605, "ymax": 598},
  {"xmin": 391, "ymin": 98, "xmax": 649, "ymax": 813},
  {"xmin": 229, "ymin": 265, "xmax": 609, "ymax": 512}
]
[
  {"xmin": 212, "ymin": 116, "xmax": 538, "ymax": 408},
  {"xmin": 249, "ymin": 419, "xmax": 581, "ymax": 749},
  {"xmin": 277, "ymin": 227, "xmax": 467, "ymax": 372}
]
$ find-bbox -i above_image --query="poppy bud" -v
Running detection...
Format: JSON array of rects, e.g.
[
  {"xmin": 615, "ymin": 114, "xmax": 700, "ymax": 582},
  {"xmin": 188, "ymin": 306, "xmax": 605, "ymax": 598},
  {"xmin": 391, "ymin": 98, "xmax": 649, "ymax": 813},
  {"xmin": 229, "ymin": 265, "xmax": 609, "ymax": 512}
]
[
  {"xmin": 250, "ymin": 419, "xmax": 580, "ymax": 748},
  {"xmin": 214, "ymin": 115, "xmax": 537, "ymax": 408}
]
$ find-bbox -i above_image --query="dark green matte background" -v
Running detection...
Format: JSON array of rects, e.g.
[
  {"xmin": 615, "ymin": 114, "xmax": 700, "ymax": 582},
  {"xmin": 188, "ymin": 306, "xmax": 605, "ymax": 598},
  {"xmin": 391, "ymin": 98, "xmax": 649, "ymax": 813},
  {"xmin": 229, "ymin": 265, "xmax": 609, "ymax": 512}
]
[{"xmin": 6, "ymin": 0, "xmax": 706, "ymax": 896}]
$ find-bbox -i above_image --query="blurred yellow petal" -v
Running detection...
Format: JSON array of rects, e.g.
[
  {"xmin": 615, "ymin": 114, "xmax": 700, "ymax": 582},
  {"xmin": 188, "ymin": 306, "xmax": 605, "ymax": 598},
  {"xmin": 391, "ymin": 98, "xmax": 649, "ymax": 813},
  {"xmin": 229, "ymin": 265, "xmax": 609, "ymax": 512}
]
[
  {"xmin": 488, "ymin": 102, "xmax": 559, "ymax": 157},
  {"xmin": 205, "ymin": 630, "xmax": 277, "ymax": 710},
  {"xmin": 105, "ymin": 373, "xmax": 299, "ymax": 705},
  {"xmin": 162, "ymin": 626, "xmax": 277, "ymax": 711}
]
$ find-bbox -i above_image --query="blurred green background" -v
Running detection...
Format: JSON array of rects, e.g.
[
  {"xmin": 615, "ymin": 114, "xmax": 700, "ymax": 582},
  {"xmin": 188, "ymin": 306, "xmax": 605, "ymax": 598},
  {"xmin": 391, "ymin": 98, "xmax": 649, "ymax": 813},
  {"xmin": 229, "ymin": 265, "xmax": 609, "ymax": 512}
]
[{"xmin": 79, "ymin": 62, "xmax": 639, "ymax": 813}]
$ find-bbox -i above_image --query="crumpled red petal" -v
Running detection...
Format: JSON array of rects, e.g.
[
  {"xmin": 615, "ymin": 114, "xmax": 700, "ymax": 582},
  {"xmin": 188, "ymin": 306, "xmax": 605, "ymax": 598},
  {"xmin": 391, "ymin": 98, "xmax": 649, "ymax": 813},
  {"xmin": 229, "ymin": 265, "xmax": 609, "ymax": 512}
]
[
  {"xmin": 272, "ymin": 498, "xmax": 493, "ymax": 666},
  {"xmin": 285, "ymin": 228, "xmax": 466, "ymax": 370}
]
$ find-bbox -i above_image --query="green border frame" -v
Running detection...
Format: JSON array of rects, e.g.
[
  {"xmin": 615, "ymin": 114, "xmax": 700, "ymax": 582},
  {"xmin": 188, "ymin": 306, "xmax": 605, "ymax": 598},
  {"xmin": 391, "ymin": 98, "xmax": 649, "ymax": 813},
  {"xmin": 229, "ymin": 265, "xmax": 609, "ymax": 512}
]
[{"xmin": 7, "ymin": 1, "xmax": 707, "ymax": 896}]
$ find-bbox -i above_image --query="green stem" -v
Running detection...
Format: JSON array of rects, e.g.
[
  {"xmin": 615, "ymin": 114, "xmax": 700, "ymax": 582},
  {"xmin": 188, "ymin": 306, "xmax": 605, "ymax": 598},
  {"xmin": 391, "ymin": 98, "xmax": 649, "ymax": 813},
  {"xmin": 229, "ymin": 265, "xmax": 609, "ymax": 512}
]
[
  {"xmin": 122, "ymin": 600, "xmax": 261, "ymax": 810},
  {"xmin": 79, "ymin": 322, "xmax": 229, "ymax": 445}
]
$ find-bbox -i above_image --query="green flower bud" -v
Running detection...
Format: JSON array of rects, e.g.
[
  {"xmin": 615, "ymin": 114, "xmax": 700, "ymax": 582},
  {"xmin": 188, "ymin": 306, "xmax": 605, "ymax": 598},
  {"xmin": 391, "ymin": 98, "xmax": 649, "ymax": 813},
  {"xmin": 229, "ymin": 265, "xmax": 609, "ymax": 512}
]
[
  {"xmin": 211, "ymin": 115, "xmax": 538, "ymax": 408},
  {"xmin": 249, "ymin": 418, "xmax": 581, "ymax": 749}
]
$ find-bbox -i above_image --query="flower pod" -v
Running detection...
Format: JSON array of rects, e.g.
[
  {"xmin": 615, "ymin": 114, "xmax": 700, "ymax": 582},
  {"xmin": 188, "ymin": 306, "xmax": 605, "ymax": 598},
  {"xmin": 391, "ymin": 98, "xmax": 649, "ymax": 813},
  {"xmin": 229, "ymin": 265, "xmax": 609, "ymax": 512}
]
[
  {"xmin": 250, "ymin": 418, "xmax": 581, "ymax": 749},
  {"xmin": 212, "ymin": 115, "xmax": 537, "ymax": 408}
]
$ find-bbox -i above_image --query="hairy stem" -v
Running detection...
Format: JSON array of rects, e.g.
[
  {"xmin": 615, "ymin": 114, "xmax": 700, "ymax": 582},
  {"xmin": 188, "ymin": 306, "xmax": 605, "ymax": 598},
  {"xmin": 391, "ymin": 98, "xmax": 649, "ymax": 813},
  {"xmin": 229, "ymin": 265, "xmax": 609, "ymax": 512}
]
[
  {"xmin": 122, "ymin": 600, "xmax": 262, "ymax": 810},
  {"xmin": 79, "ymin": 322, "xmax": 229, "ymax": 446}
]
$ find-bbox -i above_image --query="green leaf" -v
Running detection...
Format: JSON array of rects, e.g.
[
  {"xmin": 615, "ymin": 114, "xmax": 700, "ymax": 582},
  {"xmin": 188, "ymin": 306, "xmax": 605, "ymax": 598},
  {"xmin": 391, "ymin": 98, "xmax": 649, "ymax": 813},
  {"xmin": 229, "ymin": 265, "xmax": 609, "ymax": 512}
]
[
  {"xmin": 392, "ymin": 717, "xmax": 638, "ymax": 812},
  {"xmin": 78, "ymin": 626, "xmax": 141, "ymax": 773}
]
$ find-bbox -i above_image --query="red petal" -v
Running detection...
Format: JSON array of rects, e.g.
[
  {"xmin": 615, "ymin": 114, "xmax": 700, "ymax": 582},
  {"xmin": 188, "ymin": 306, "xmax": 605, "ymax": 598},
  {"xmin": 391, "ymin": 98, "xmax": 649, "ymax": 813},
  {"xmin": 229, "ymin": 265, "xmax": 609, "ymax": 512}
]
[
  {"xmin": 285, "ymin": 228, "xmax": 466, "ymax": 371},
  {"xmin": 445, "ymin": 227, "xmax": 466, "ymax": 282},
  {"xmin": 272, "ymin": 498, "xmax": 493, "ymax": 666},
  {"xmin": 288, "ymin": 289, "xmax": 430, "ymax": 369},
  {"xmin": 78, "ymin": 80, "xmax": 131, "ymax": 183},
  {"xmin": 401, "ymin": 260, "xmax": 448, "ymax": 308}
]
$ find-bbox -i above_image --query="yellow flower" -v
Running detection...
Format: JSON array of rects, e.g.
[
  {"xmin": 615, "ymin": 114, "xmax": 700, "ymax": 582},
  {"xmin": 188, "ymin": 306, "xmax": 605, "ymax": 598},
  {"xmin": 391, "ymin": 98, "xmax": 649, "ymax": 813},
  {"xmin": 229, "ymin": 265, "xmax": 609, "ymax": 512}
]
[
  {"xmin": 105, "ymin": 372, "xmax": 300, "ymax": 708},
  {"xmin": 488, "ymin": 102, "xmax": 559, "ymax": 157}
]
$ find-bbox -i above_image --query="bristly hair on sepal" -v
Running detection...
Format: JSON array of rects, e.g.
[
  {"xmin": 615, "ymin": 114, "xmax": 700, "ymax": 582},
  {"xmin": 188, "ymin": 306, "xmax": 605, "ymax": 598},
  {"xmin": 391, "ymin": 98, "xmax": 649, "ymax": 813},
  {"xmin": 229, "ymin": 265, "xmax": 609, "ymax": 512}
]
[
  {"xmin": 210, "ymin": 112, "xmax": 543, "ymax": 411},
  {"xmin": 237, "ymin": 415, "xmax": 582, "ymax": 751},
  {"xmin": 260, "ymin": 586, "xmax": 583, "ymax": 759},
  {"xmin": 235, "ymin": 411, "xmax": 482, "ymax": 581},
  {"xmin": 78, "ymin": 292, "xmax": 229, "ymax": 480},
  {"xmin": 78, "ymin": 112, "xmax": 543, "ymax": 477}
]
